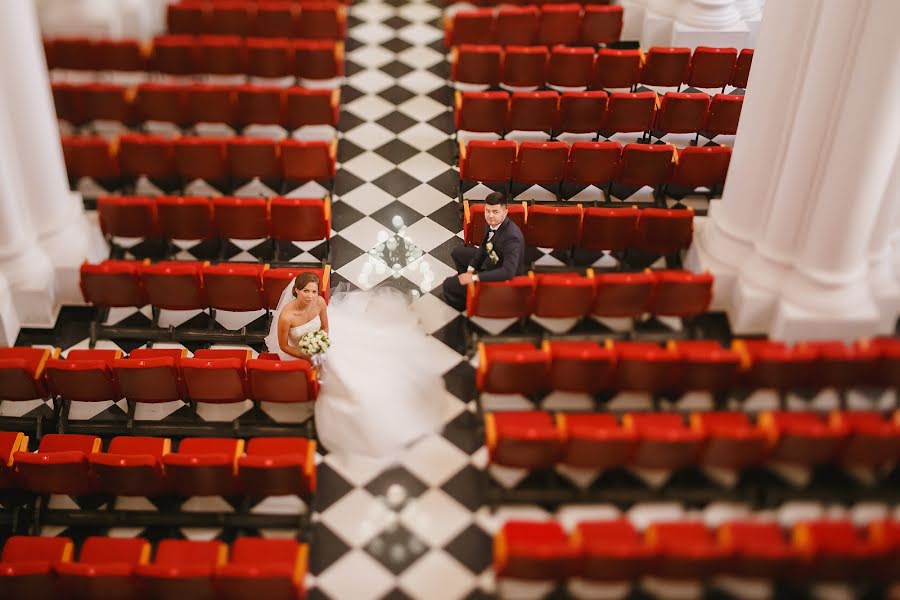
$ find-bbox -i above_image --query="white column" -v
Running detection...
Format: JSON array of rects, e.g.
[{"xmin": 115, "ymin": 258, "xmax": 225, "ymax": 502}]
[
  {"xmin": 866, "ymin": 151, "xmax": 900, "ymax": 335},
  {"xmin": 671, "ymin": 0, "xmax": 749, "ymax": 50},
  {"xmin": 0, "ymin": 274, "xmax": 21, "ymax": 346},
  {"xmin": 618, "ymin": 0, "xmax": 650, "ymax": 42},
  {"xmin": 641, "ymin": 0, "xmax": 683, "ymax": 48},
  {"xmin": 0, "ymin": 0, "xmax": 106, "ymax": 307},
  {"xmin": 734, "ymin": 0, "xmax": 763, "ymax": 46}
]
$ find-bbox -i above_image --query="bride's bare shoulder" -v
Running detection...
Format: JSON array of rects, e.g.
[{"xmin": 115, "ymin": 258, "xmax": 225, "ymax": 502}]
[
  {"xmin": 278, "ymin": 304, "xmax": 296, "ymax": 322},
  {"xmin": 318, "ymin": 296, "xmax": 328, "ymax": 310}
]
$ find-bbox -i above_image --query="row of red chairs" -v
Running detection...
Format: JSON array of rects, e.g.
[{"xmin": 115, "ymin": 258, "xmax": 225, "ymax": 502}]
[
  {"xmin": 477, "ymin": 339, "xmax": 900, "ymax": 396},
  {"xmin": 167, "ymin": 1, "xmax": 345, "ymax": 38},
  {"xmin": 469, "ymin": 271, "xmax": 709, "ymax": 324},
  {"xmin": 54, "ymin": 83, "xmax": 339, "ymax": 129},
  {"xmin": 0, "ymin": 432, "xmax": 315, "ymax": 497},
  {"xmin": 460, "ymin": 141, "xmax": 730, "ymax": 196},
  {"xmin": 456, "ymin": 90, "xmax": 742, "ymax": 138},
  {"xmin": 0, "ymin": 535, "xmax": 307, "ymax": 600},
  {"xmin": 80, "ymin": 261, "xmax": 329, "ymax": 312},
  {"xmin": 45, "ymin": 36, "xmax": 343, "ymax": 81},
  {"xmin": 463, "ymin": 204, "xmax": 693, "ymax": 255},
  {"xmin": 486, "ymin": 410, "xmax": 900, "ymax": 471},
  {"xmin": 0, "ymin": 347, "xmax": 319, "ymax": 406},
  {"xmin": 62, "ymin": 135, "xmax": 337, "ymax": 188},
  {"xmin": 495, "ymin": 518, "xmax": 900, "ymax": 582},
  {"xmin": 446, "ymin": 4, "xmax": 622, "ymax": 47},
  {"xmin": 98, "ymin": 196, "xmax": 331, "ymax": 244},
  {"xmin": 453, "ymin": 45, "xmax": 753, "ymax": 90}
]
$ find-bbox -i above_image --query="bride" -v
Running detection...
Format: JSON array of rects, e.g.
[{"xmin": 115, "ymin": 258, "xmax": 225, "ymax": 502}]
[{"xmin": 265, "ymin": 273, "xmax": 447, "ymax": 458}]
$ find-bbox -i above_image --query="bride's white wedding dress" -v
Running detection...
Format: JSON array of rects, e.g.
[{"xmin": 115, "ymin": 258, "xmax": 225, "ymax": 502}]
[{"xmin": 266, "ymin": 285, "xmax": 447, "ymax": 458}]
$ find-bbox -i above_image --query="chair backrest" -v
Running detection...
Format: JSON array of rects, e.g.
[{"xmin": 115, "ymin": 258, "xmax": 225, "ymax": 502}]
[{"xmin": 467, "ymin": 276, "xmax": 536, "ymax": 318}]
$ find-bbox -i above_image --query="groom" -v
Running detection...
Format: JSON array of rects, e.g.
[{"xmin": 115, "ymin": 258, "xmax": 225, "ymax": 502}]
[{"xmin": 442, "ymin": 191, "xmax": 526, "ymax": 311}]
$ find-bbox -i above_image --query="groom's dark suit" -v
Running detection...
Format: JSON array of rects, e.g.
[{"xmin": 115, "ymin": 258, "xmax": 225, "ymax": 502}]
[{"xmin": 442, "ymin": 216, "xmax": 526, "ymax": 311}]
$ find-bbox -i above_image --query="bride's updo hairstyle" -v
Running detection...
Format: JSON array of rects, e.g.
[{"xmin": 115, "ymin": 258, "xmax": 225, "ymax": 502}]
[{"xmin": 292, "ymin": 272, "xmax": 321, "ymax": 297}]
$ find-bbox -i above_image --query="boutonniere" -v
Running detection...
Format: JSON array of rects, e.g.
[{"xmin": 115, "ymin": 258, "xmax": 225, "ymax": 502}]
[
  {"xmin": 488, "ymin": 250, "xmax": 499, "ymax": 264},
  {"xmin": 485, "ymin": 242, "xmax": 494, "ymax": 252}
]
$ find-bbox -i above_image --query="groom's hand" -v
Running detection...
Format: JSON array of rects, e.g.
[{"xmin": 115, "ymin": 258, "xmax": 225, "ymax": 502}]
[{"xmin": 458, "ymin": 273, "xmax": 475, "ymax": 286}]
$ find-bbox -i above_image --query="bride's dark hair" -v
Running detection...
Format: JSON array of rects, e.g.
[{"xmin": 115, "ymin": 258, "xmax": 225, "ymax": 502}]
[{"xmin": 292, "ymin": 272, "xmax": 321, "ymax": 297}]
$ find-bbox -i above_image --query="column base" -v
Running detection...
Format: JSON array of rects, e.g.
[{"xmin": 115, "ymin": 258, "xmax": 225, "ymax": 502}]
[
  {"xmin": 0, "ymin": 274, "xmax": 21, "ymax": 346},
  {"xmin": 728, "ymin": 276, "xmax": 777, "ymax": 335},
  {"xmin": 671, "ymin": 20, "xmax": 751, "ymax": 51},
  {"xmin": 13, "ymin": 285, "xmax": 60, "ymax": 329},
  {"xmin": 619, "ymin": 0, "xmax": 648, "ymax": 42},
  {"xmin": 744, "ymin": 16, "xmax": 762, "ymax": 47},
  {"xmin": 770, "ymin": 298, "xmax": 880, "ymax": 344},
  {"xmin": 641, "ymin": 10, "xmax": 675, "ymax": 48}
]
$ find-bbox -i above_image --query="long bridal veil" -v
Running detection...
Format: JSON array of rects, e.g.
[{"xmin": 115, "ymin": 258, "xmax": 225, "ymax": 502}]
[
  {"xmin": 266, "ymin": 282, "xmax": 448, "ymax": 458},
  {"xmin": 264, "ymin": 280, "xmax": 296, "ymax": 361}
]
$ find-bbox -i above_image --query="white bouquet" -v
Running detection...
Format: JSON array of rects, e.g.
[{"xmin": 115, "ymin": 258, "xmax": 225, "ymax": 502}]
[{"xmin": 298, "ymin": 329, "xmax": 330, "ymax": 357}]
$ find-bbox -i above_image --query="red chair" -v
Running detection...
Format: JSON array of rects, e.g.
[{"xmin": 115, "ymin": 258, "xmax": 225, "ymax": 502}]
[
  {"xmin": 559, "ymin": 413, "xmax": 635, "ymax": 469},
  {"xmin": 494, "ymin": 521, "xmax": 579, "ymax": 579},
  {"xmin": 237, "ymin": 85, "xmax": 284, "ymax": 127},
  {"xmin": 577, "ymin": 205, "xmax": 635, "ymax": 251},
  {"xmin": 730, "ymin": 48, "xmax": 753, "ymax": 89},
  {"xmin": 654, "ymin": 92, "xmax": 710, "ymax": 135},
  {"xmin": 793, "ymin": 520, "xmax": 882, "ymax": 580},
  {"xmin": 641, "ymin": 47, "xmax": 691, "ymax": 88},
  {"xmin": 56, "ymin": 536, "xmax": 150, "ymax": 600},
  {"xmin": 668, "ymin": 145, "xmax": 731, "ymax": 193},
  {"xmin": 496, "ymin": 8, "xmax": 539, "ymax": 46},
  {"xmin": 118, "ymin": 134, "xmax": 176, "ymax": 182},
  {"xmin": 692, "ymin": 411, "xmax": 768, "ymax": 470},
  {"xmin": 228, "ymin": 138, "xmax": 281, "ymax": 183},
  {"xmin": 281, "ymin": 139, "xmax": 336, "ymax": 184},
  {"xmin": 112, "ymin": 348, "xmax": 185, "ymax": 405},
  {"xmin": 733, "ymin": 340, "xmax": 816, "ymax": 391},
  {"xmin": 0, "ymin": 347, "xmax": 56, "ymax": 402},
  {"xmin": 45, "ymin": 349, "xmax": 122, "ymax": 403},
  {"xmin": 269, "ymin": 197, "xmax": 332, "ymax": 242},
  {"xmin": 634, "ymin": 207, "xmax": 693, "ymax": 255},
  {"xmin": 162, "ymin": 438, "xmax": 244, "ymax": 496},
  {"xmin": 646, "ymin": 522, "xmax": 728, "ymax": 578},
  {"xmin": 286, "ymin": 88, "xmax": 339, "ymax": 129},
  {"xmin": 702, "ymin": 93, "xmax": 743, "ymax": 138},
  {"xmin": 514, "ymin": 142, "xmax": 568, "ymax": 196},
  {"xmin": 294, "ymin": 40, "xmax": 342, "ymax": 80},
  {"xmin": 532, "ymin": 272, "xmax": 594, "ymax": 318},
  {"xmin": 167, "ymin": 3, "xmax": 209, "ymax": 35},
  {"xmin": 477, "ymin": 342, "xmax": 549, "ymax": 394},
  {"xmin": 174, "ymin": 137, "xmax": 230, "ymax": 184},
  {"xmin": 50, "ymin": 38, "xmax": 98, "ymax": 72},
  {"xmin": 247, "ymin": 359, "xmax": 319, "ymax": 404},
  {"xmin": 209, "ymin": 3, "xmax": 253, "ymax": 36},
  {"xmin": 547, "ymin": 46, "xmax": 595, "ymax": 89},
  {"xmin": 452, "ymin": 44, "xmax": 502, "ymax": 85},
  {"xmin": 455, "ymin": 91, "xmax": 508, "ymax": 134},
  {"xmin": 467, "ymin": 275, "xmax": 536, "ymax": 318},
  {"xmin": 446, "ymin": 9, "xmax": 495, "ymax": 46},
  {"xmin": 580, "ymin": 5, "xmax": 623, "ymax": 45},
  {"xmin": 52, "ymin": 83, "xmax": 86, "ymax": 126},
  {"xmin": 719, "ymin": 521, "xmax": 799, "ymax": 578},
  {"xmin": 592, "ymin": 271, "xmax": 655, "ymax": 317},
  {"xmin": 263, "ymin": 267, "xmax": 329, "ymax": 309},
  {"xmin": 615, "ymin": 342, "xmax": 680, "ymax": 393},
  {"xmin": 14, "ymin": 434, "xmax": 101, "ymax": 496},
  {"xmin": 141, "ymin": 261, "xmax": 207, "ymax": 311},
  {"xmin": 186, "ymin": 84, "xmax": 238, "ymax": 127},
  {"xmin": 135, "ymin": 540, "xmax": 225, "ymax": 599},
  {"xmin": 758, "ymin": 411, "xmax": 848, "ymax": 466},
  {"xmin": 151, "ymin": 35, "xmax": 197, "ymax": 76},
  {"xmin": 687, "ymin": 47, "xmax": 737, "ymax": 90},
  {"xmin": 97, "ymin": 196, "xmax": 157, "ymax": 240},
  {"xmin": 89, "ymin": 436, "xmax": 170, "ymax": 497},
  {"xmin": 254, "ymin": 4, "xmax": 297, "ymax": 39},
  {"xmin": 134, "ymin": 83, "xmax": 190, "ymax": 127},
  {"xmin": 576, "ymin": 520, "xmax": 654, "ymax": 581},
  {"xmin": 485, "ymin": 412, "xmax": 562, "ymax": 468},
  {"xmin": 203, "ymin": 263, "xmax": 268, "ymax": 312},
  {"xmin": 507, "ymin": 91, "xmax": 558, "ymax": 133},
  {"xmin": 831, "ymin": 411, "xmax": 900, "ymax": 467},
  {"xmin": 592, "ymin": 48, "xmax": 642, "ymax": 90},
  {"xmin": 458, "ymin": 140, "xmax": 517, "ymax": 186},
  {"xmin": 869, "ymin": 337, "xmax": 900, "ymax": 387},
  {"xmin": 627, "ymin": 412, "xmax": 705, "ymax": 469},
  {"xmin": 523, "ymin": 204, "xmax": 582, "ymax": 248},
  {"xmin": 214, "ymin": 197, "xmax": 270, "ymax": 240},
  {"xmin": 179, "ymin": 350, "xmax": 250, "ymax": 405},
  {"xmin": 602, "ymin": 91, "xmax": 657, "ymax": 133},
  {"xmin": 246, "ymin": 38, "xmax": 295, "ymax": 79},
  {"xmin": 804, "ymin": 340, "xmax": 881, "ymax": 389},
  {"xmin": 500, "ymin": 46, "xmax": 548, "ymax": 88},
  {"xmin": 97, "ymin": 39, "xmax": 146, "ymax": 72},
  {"xmin": 80, "ymin": 260, "xmax": 148, "ymax": 308},
  {"xmin": 214, "ymin": 538, "xmax": 308, "ymax": 600},
  {"xmin": 0, "ymin": 432, "xmax": 27, "ymax": 489},
  {"xmin": 157, "ymin": 196, "xmax": 215, "ymax": 241},
  {"xmin": 80, "ymin": 83, "xmax": 132, "ymax": 124},
  {"xmin": 196, "ymin": 35, "xmax": 246, "ymax": 75},
  {"xmin": 867, "ymin": 520, "xmax": 900, "ymax": 580},
  {"xmin": 537, "ymin": 4, "xmax": 582, "ymax": 46},
  {"xmin": 564, "ymin": 142, "xmax": 621, "ymax": 198},
  {"xmin": 674, "ymin": 340, "xmax": 740, "ymax": 392},
  {"xmin": 238, "ymin": 437, "xmax": 316, "ymax": 498},
  {"xmin": 558, "ymin": 91, "xmax": 608, "ymax": 135},
  {"xmin": 546, "ymin": 340, "xmax": 614, "ymax": 394},
  {"xmin": 463, "ymin": 200, "xmax": 526, "ymax": 245},
  {"xmin": 0, "ymin": 536, "xmax": 74, "ymax": 600},
  {"xmin": 649, "ymin": 270, "xmax": 713, "ymax": 317},
  {"xmin": 62, "ymin": 136, "xmax": 121, "ymax": 182},
  {"xmin": 296, "ymin": 2, "xmax": 345, "ymax": 40},
  {"xmin": 615, "ymin": 143, "xmax": 674, "ymax": 189}
]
